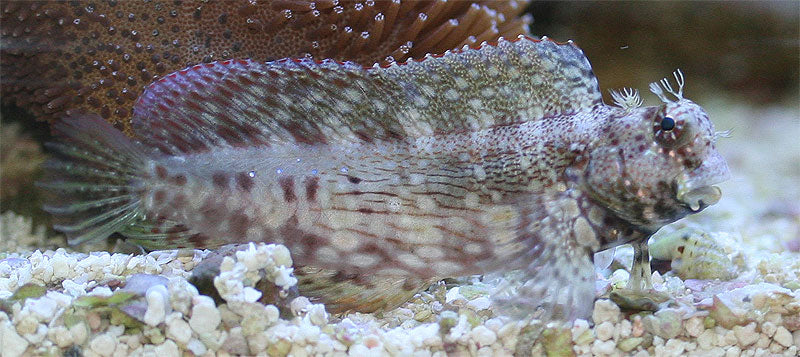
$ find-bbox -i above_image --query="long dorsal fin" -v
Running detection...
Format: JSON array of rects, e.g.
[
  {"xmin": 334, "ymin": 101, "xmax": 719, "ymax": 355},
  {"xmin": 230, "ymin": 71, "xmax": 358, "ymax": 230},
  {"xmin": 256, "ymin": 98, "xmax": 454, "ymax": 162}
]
[{"xmin": 132, "ymin": 35, "xmax": 601, "ymax": 155}]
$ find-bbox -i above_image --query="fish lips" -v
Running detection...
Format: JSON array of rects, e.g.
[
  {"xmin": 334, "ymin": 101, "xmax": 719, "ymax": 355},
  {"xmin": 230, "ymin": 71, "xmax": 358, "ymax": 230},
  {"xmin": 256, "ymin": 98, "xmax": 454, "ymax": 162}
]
[{"xmin": 676, "ymin": 151, "xmax": 731, "ymax": 212}]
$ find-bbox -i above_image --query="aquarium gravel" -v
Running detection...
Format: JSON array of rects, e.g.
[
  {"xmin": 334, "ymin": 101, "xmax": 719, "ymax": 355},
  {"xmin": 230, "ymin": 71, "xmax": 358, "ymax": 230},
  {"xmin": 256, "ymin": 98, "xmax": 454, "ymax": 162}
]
[{"xmin": 1, "ymin": 101, "xmax": 798, "ymax": 356}]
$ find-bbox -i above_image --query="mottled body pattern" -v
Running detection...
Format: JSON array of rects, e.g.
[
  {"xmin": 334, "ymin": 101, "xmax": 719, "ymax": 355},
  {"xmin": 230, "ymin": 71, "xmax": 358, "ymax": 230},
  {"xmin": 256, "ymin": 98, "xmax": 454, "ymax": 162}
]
[{"xmin": 41, "ymin": 36, "xmax": 730, "ymax": 319}]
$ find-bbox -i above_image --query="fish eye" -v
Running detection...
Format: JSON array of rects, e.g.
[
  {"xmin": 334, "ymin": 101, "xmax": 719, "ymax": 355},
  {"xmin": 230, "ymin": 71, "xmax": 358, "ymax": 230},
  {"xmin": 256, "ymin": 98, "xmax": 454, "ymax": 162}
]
[
  {"xmin": 653, "ymin": 112, "xmax": 685, "ymax": 147},
  {"xmin": 660, "ymin": 117, "xmax": 675, "ymax": 131}
]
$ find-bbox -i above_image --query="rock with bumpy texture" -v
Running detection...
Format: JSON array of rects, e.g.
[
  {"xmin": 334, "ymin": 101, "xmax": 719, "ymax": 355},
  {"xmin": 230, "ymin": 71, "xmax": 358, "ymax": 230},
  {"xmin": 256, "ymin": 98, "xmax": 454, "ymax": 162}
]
[{"xmin": 0, "ymin": 0, "xmax": 530, "ymax": 134}]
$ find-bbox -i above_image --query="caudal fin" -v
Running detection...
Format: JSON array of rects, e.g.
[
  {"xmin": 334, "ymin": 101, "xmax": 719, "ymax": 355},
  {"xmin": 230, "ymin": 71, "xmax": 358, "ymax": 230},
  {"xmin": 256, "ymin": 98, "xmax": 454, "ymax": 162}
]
[{"xmin": 37, "ymin": 115, "xmax": 148, "ymax": 245}]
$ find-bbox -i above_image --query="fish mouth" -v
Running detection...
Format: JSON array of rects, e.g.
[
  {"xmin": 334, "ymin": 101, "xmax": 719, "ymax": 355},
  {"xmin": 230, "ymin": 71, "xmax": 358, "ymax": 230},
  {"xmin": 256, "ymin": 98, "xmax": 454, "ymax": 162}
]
[
  {"xmin": 678, "ymin": 185, "xmax": 722, "ymax": 212},
  {"xmin": 676, "ymin": 150, "xmax": 730, "ymax": 213}
]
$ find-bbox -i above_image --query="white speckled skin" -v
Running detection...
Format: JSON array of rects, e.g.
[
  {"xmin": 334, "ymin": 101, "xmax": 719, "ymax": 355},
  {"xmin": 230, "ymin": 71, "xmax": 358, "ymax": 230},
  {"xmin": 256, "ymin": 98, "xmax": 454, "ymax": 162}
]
[{"xmin": 41, "ymin": 36, "xmax": 730, "ymax": 318}]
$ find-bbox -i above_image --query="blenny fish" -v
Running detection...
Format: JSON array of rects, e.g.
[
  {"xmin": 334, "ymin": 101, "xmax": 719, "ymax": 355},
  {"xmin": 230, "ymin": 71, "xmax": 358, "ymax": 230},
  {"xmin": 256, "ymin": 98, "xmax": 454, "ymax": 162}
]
[{"xmin": 39, "ymin": 35, "xmax": 730, "ymax": 319}]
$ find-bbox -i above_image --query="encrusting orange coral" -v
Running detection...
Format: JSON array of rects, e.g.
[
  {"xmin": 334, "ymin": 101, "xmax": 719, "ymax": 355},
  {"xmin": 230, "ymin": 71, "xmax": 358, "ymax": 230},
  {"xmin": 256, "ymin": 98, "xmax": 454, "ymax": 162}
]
[{"xmin": 0, "ymin": 0, "xmax": 530, "ymax": 135}]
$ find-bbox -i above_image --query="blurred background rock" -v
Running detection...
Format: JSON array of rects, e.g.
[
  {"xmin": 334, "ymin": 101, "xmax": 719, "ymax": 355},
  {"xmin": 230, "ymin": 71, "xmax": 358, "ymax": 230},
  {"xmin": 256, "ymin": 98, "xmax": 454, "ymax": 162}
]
[
  {"xmin": 527, "ymin": 1, "xmax": 799, "ymax": 105},
  {"xmin": 1, "ymin": 1, "xmax": 798, "ymax": 235}
]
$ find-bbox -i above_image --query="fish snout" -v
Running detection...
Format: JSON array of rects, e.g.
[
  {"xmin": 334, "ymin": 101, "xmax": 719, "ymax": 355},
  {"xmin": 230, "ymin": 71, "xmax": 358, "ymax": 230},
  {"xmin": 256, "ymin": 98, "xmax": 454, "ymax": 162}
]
[{"xmin": 677, "ymin": 150, "xmax": 730, "ymax": 212}]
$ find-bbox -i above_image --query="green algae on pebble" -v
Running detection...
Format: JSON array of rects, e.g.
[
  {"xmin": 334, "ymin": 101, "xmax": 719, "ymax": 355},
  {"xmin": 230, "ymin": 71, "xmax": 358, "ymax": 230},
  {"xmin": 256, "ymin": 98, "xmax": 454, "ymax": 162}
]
[
  {"xmin": 541, "ymin": 326, "xmax": 575, "ymax": 357},
  {"xmin": 617, "ymin": 337, "xmax": 643, "ymax": 352}
]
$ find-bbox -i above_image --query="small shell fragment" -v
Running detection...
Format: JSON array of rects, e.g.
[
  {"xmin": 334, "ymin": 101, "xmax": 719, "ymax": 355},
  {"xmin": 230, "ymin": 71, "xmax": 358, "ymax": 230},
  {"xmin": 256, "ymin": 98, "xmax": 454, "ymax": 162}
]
[{"xmin": 649, "ymin": 227, "xmax": 737, "ymax": 280}]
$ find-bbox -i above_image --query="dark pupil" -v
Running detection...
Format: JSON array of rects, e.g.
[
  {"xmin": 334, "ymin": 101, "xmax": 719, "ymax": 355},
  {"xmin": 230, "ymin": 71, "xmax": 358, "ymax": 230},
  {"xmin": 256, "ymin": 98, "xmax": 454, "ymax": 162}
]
[{"xmin": 661, "ymin": 117, "xmax": 675, "ymax": 131}]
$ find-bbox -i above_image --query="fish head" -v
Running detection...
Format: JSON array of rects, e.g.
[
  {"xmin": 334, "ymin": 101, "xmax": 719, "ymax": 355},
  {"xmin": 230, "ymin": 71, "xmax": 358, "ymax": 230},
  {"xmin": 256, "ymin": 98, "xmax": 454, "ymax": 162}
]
[{"xmin": 583, "ymin": 73, "xmax": 730, "ymax": 232}]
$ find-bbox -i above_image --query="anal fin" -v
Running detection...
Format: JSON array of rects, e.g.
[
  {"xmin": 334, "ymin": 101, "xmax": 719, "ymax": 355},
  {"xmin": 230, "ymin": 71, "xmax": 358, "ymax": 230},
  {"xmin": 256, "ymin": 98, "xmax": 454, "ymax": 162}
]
[
  {"xmin": 490, "ymin": 244, "xmax": 595, "ymax": 323},
  {"xmin": 487, "ymin": 191, "xmax": 601, "ymax": 324},
  {"xmin": 295, "ymin": 266, "xmax": 437, "ymax": 314},
  {"xmin": 119, "ymin": 216, "xmax": 209, "ymax": 251}
]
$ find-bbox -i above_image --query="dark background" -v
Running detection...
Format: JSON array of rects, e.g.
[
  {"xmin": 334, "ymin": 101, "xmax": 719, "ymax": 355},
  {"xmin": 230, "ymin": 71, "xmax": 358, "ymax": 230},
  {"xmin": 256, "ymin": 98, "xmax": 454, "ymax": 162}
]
[{"xmin": 526, "ymin": 1, "xmax": 799, "ymax": 106}]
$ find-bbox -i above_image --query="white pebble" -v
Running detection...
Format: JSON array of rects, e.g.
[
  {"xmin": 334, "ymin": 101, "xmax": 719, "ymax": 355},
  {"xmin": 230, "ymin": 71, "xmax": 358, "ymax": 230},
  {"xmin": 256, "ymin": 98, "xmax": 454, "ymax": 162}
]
[
  {"xmin": 272, "ymin": 244, "xmax": 293, "ymax": 267},
  {"xmin": 24, "ymin": 323, "xmax": 47, "ymax": 344},
  {"xmin": 470, "ymin": 325, "xmax": 497, "ymax": 346},
  {"xmin": 154, "ymin": 340, "xmax": 179, "ymax": 356},
  {"xmin": 734, "ymin": 323, "xmax": 759, "ymax": 347},
  {"xmin": 685, "ymin": 317, "xmax": 704, "ymax": 337},
  {"xmin": 187, "ymin": 338, "xmax": 207, "ymax": 356},
  {"xmin": 664, "ymin": 338, "xmax": 686, "ymax": 355},
  {"xmin": 165, "ymin": 313, "xmax": 192, "ymax": 344},
  {"xmin": 236, "ymin": 243, "xmax": 260, "ymax": 271},
  {"xmin": 27, "ymin": 296, "xmax": 57, "ymax": 321},
  {"xmin": 89, "ymin": 332, "xmax": 117, "ymax": 357},
  {"xmin": 773, "ymin": 326, "xmax": 792, "ymax": 347},
  {"xmin": 446, "ymin": 287, "xmax": 463, "ymax": 304},
  {"xmin": 595, "ymin": 321, "xmax": 615, "ymax": 341},
  {"xmin": 591, "ymin": 339, "xmax": 616, "ymax": 355},
  {"xmin": 467, "ymin": 296, "xmax": 492, "ymax": 311},
  {"xmin": 143, "ymin": 285, "xmax": 169, "ymax": 326},
  {"xmin": 592, "ymin": 299, "xmax": 621, "ymax": 323},
  {"xmin": 50, "ymin": 253, "xmax": 72, "ymax": 279},
  {"xmin": 761, "ymin": 321, "xmax": 777, "ymax": 337},
  {"xmin": 45, "ymin": 291, "xmax": 72, "ymax": 307},
  {"xmin": 189, "ymin": 300, "xmax": 221, "ymax": 334},
  {"xmin": 484, "ymin": 318, "xmax": 504, "ymax": 332},
  {"xmin": 48, "ymin": 326, "xmax": 73, "ymax": 348},
  {"xmin": 291, "ymin": 296, "xmax": 312, "ymax": 315},
  {"xmin": 698, "ymin": 329, "xmax": 716, "ymax": 350},
  {"xmin": 1, "ymin": 321, "xmax": 29, "ymax": 357},
  {"xmin": 725, "ymin": 346, "xmax": 741, "ymax": 357},
  {"xmin": 718, "ymin": 327, "xmax": 738, "ymax": 347},
  {"xmin": 756, "ymin": 332, "xmax": 771, "ymax": 348},
  {"xmin": 274, "ymin": 265, "xmax": 298, "ymax": 288},
  {"xmin": 265, "ymin": 304, "xmax": 280, "ymax": 324},
  {"xmin": 242, "ymin": 286, "xmax": 262, "ymax": 302},
  {"xmin": 69, "ymin": 322, "xmax": 88, "ymax": 345},
  {"xmin": 307, "ymin": 303, "xmax": 329, "ymax": 326},
  {"xmin": 349, "ymin": 344, "xmax": 371, "ymax": 356},
  {"xmin": 572, "ymin": 319, "xmax": 590, "ymax": 342},
  {"xmin": 618, "ymin": 319, "xmax": 633, "ymax": 338}
]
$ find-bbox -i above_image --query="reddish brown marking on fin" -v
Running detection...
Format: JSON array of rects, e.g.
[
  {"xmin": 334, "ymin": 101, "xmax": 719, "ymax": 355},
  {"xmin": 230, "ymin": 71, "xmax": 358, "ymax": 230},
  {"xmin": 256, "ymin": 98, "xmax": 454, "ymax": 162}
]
[
  {"xmin": 304, "ymin": 176, "xmax": 319, "ymax": 202},
  {"xmin": 353, "ymin": 129, "xmax": 374, "ymax": 144},
  {"xmin": 235, "ymin": 172, "xmax": 254, "ymax": 192},
  {"xmin": 385, "ymin": 129, "xmax": 405, "ymax": 141},
  {"xmin": 357, "ymin": 208, "xmax": 374, "ymax": 214},
  {"xmin": 166, "ymin": 224, "xmax": 188, "ymax": 234},
  {"xmin": 172, "ymin": 174, "xmax": 187, "ymax": 186},
  {"xmin": 155, "ymin": 165, "xmax": 168, "ymax": 179},
  {"xmin": 347, "ymin": 176, "xmax": 362, "ymax": 184},
  {"xmin": 278, "ymin": 176, "xmax": 296, "ymax": 202},
  {"xmin": 229, "ymin": 212, "xmax": 251, "ymax": 239},
  {"xmin": 187, "ymin": 233, "xmax": 209, "ymax": 247},
  {"xmin": 301, "ymin": 233, "xmax": 322, "ymax": 247},
  {"xmin": 171, "ymin": 193, "xmax": 187, "ymax": 208},
  {"xmin": 284, "ymin": 121, "xmax": 327, "ymax": 146},
  {"xmin": 359, "ymin": 242, "xmax": 387, "ymax": 257},
  {"xmin": 402, "ymin": 279, "xmax": 420, "ymax": 291},
  {"xmin": 199, "ymin": 198, "xmax": 225, "ymax": 226},
  {"xmin": 212, "ymin": 171, "xmax": 228, "ymax": 189},
  {"xmin": 330, "ymin": 271, "xmax": 357, "ymax": 283},
  {"xmin": 153, "ymin": 190, "xmax": 166, "ymax": 205}
]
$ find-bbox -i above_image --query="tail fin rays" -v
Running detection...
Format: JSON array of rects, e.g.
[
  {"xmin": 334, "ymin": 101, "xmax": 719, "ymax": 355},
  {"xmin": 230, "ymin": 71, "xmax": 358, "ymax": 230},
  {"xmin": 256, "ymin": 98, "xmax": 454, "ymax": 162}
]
[{"xmin": 38, "ymin": 115, "xmax": 148, "ymax": 245}]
